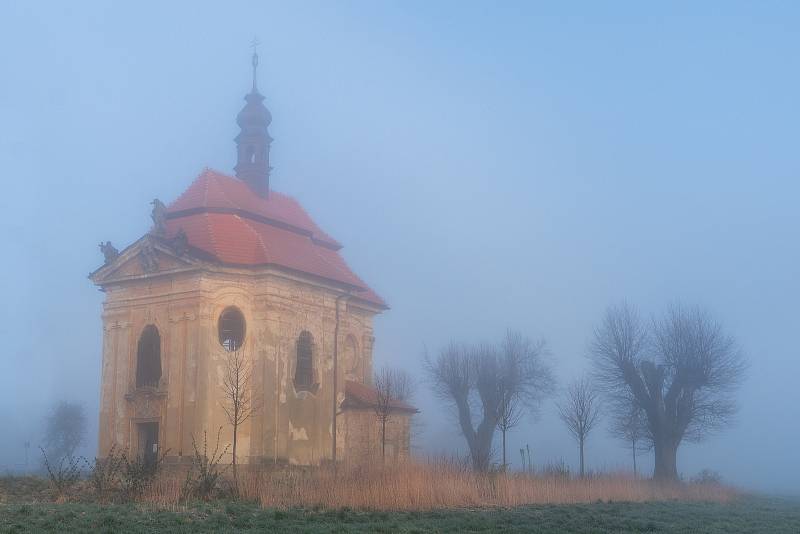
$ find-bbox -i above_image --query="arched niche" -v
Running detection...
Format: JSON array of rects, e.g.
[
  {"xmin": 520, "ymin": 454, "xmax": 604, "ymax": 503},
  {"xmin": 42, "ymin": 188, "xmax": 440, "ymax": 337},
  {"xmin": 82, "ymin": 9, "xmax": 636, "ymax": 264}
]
[
  {"xmin": 136, "ymin": 325, "xmax": 161, "ymax": 388},
  {"xmin": 294, "ymin": 330, "xmax": 315, "ymax": 392}
]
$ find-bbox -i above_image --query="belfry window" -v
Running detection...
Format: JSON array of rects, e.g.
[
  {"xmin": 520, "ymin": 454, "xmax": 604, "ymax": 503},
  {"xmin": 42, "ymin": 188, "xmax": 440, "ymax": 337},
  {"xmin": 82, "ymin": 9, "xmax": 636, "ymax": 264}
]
[
  {"xmin": 294, "ymin": 331, "xmax": 314, "ymax": 391},
  {"xmin": 136, "ymin": 325, "xmax": 161, "ymax": 389},
  {"xmin": 218, "ymin": 307, "xmax": 245, "ymax": 352}
]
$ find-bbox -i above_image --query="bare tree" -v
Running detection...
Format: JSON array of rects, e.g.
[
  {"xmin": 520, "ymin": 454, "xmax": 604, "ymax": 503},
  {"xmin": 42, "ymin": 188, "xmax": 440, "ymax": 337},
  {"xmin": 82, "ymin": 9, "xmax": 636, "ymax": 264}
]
[
  {"xmin": 557, "ymin": 376, "xmax": 601, "ymax": 477},
  {"xmin": 43, "ymin": 401, "xmax": 87, "ymax": 464},
  {"xmin": 220, "ymin": 349, "xmax": 259, "ymax": 483},
  {"xmin": 497, "ymin": 390, "xmax": 522, "ymax": 470},
  {"xmin": 373, "ymin": 367, "xmax": 414, "ymax": 463},
  {"xmin": 609, "ymin": 405, "xmax": 649, "ymax": 477},
  {"xmin": 426, "ymin": 342, "xmax": 484, "ymax": 470},
  {"xmin": 590, "ymin": 303, "xmax": 746, "ymax": 481},
  {"xmin": 499, "ymin": 332, "xmax": 555, "ymax": 470},
  {"xmin": 426, "ymin": 330, "xmax": 554, "ymax": 471}
]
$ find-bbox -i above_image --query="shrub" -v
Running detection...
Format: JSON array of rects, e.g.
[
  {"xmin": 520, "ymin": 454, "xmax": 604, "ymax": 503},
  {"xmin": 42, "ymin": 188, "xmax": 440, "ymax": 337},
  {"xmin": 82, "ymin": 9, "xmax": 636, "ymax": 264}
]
[
  {"xmin": 40, "ymin": 448, "xmax": 82, "ymax": 501},
  {"xmin": 118, "ymin": 447, "xmax": 169, "ymax": 499},
  {"xmin": 182, "ymin": 428, "xmax": 230, "ymax": 501},
  {"xmin": 692, "ymin": 469, "xmax": 723, "ymax": 485},
  {"xmin": 85, "ymin": 444, "xmax": 125, "ymax": 502}
]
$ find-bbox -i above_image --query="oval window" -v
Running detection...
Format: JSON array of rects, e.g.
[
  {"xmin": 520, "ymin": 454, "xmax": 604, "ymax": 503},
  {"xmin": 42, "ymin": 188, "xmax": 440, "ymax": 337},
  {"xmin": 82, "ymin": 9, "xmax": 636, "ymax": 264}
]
[{"xmin": 218, "ymin": 307, "xmax": 245, "ymax": 351}]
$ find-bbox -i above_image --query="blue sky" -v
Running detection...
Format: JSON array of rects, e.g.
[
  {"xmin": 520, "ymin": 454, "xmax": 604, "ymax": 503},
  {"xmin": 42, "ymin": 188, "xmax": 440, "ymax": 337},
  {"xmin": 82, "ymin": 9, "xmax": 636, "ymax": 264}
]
[{"xmin": 1, "ymin": 1, "xmax": 798, "ymax": 493}]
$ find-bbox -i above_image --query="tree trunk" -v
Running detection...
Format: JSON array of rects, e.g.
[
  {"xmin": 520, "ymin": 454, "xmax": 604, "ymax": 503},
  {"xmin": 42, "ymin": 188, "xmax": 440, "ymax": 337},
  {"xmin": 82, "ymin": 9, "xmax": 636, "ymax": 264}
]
[
  {"xmin": 469, "ymin": 444, "xmax": 489, "ymax": 471},
  {"xmin": 632, "ymin": 438, "xmax": 637, "ymax": 478},
  {"xmin": 467, "ymin": 434, "xmax": 492, "ymax": 472},
  {"xmin": 381, "ymin": 416, "xmax": 387, "ymax": 464},
  {"xmin": 653, "ymin": 438, "xmax": 678, "ymax": 481},
  {"xmin": 502, "ymin": 429, "xmax": 507, "ymax": 470},
  {"xmin": 579, "ymin": 437, "xmax": 584, "ymax": 478},
  {"xmin": 472, "ymin": 423, "xmax": 495, "ymax": 472},
  {"xmin": 526, "ymin": 444, "xmax": 531, "ymax": 474},
  {"xmin": 232, "ymin": 423, "xmax": 238, "ymax": 483},
  {"xmin": 454, "ymin": 398, "xmax": 489, "ymax": 472}
]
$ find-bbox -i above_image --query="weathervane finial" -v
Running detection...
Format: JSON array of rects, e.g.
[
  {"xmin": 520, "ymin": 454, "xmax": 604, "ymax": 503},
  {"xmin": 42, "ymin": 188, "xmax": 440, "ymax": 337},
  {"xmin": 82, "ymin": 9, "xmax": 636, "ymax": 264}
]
[{"xmin": 250, "ymin": 37, "xmax": 261, "ymax": 92}]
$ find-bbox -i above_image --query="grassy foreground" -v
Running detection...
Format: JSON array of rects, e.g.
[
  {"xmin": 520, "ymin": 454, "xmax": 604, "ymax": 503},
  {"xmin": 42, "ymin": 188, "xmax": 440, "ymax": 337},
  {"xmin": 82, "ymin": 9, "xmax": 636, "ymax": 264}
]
[{"xmin": 1, "ymin": 497, "xmax": 799, "ymax": 533}]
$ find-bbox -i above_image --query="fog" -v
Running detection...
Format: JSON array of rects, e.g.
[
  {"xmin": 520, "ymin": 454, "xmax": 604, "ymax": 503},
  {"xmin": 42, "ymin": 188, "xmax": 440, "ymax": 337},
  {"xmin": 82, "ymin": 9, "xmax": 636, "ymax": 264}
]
[{"xmin": 1, "ymin": 1, "xmax": 798, "ymax": 495}]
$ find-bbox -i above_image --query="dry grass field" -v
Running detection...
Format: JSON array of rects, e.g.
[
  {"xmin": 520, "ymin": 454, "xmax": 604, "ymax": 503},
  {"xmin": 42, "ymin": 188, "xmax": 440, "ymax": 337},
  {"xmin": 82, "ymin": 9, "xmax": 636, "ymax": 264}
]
[
  {"xmin": 140, "ymin": 461, "xmax": 738, "ymax": 510},
  {"xmin": 2, "ymin": 462, "xmax": 798, "ymax": 532}
]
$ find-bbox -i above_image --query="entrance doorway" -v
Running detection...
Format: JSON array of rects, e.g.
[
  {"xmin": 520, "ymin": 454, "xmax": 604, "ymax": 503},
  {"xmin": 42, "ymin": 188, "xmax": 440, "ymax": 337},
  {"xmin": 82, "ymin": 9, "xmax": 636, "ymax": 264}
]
[{"xmin": 137, "ymin": 422, "xmax": 159, "ymax": 466}]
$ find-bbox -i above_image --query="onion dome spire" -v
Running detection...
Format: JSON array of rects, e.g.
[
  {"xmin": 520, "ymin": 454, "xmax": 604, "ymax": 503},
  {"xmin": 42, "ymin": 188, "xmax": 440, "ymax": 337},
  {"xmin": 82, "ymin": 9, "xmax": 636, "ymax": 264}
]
[{"xmin": 234, "ymin": 39, "xmax": 272, "ymax": 197}]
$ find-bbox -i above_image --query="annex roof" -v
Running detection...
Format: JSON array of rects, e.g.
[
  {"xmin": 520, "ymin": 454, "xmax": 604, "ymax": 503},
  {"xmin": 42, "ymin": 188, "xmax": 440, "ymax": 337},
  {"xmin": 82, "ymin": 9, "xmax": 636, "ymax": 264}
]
[{"xmin": 342, "ymin": 380, "xmax": 417, "ymax": 413}]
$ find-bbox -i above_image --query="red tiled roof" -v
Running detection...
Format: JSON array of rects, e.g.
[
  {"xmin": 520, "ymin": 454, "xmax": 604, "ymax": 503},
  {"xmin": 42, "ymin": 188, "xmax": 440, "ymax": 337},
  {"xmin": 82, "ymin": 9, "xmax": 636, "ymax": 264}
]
[
  {"xmin": 163, "ymin": 169, "xmax": 386, "ymax": 308},
  {"xmin": 168, "ymin": 168, "xmax": 340, "ymax": 248},
  {"xmin": 343, "ymin": 380, "xmax": 417, "ymax": 413}
]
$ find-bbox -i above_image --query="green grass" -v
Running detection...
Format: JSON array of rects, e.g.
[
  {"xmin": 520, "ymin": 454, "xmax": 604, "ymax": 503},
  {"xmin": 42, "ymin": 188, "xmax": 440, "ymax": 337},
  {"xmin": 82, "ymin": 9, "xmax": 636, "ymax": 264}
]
[
  {"xmin": 1, "ymin": 497, "xmax": 798, "ymax": 533},
  {"xmin": 0, "ymin": 477, "xmax": 50, "ymax": 504}
]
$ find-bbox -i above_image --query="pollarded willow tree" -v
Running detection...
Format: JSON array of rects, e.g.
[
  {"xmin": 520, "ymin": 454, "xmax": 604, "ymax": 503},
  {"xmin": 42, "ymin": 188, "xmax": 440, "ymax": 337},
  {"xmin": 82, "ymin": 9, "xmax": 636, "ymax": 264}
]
[
  {"xmin": 590, "ymin": 303, "xmax": 746, "ymax": 481},
  {"xmin": 426, "ymin": 330, "xmax": 555, "ymax": 471}
]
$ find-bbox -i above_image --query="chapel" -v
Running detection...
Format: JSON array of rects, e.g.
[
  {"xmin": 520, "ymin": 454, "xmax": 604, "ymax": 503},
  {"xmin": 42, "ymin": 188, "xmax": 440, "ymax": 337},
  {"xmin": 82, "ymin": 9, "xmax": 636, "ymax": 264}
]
[{"xmin": 89, "ymin": 51, "xmax": 415, "ymax": 466}]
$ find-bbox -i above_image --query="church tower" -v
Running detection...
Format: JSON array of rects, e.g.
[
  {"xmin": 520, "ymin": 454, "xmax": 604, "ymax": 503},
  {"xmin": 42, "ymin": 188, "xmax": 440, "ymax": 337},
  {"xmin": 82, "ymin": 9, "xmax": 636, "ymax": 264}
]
[{"xmin": 234, "ymin": 47, "xmax": 272, "ymax": 197}]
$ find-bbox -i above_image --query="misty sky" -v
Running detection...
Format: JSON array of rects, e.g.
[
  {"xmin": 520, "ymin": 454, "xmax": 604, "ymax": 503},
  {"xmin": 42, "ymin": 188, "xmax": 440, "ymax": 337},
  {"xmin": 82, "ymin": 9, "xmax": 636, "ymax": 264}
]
[{"xmin": 1, "ymin": 2, "xmax": 798, "ymax": 494}]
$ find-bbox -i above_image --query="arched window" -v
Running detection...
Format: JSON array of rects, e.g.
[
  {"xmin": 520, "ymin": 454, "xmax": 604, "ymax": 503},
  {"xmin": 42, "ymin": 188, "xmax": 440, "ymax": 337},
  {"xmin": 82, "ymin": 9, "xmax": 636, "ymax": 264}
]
[
  {"xmin": 218, "ymin": 307, "xmax": 245, "ymax": 352},
  {"xmin": 136, "ymin": 325, "xmax": 161, "ymax": 388},
  {"xmin": 294, "ymin": 331, "xmax": 314, "ymax": 391}
]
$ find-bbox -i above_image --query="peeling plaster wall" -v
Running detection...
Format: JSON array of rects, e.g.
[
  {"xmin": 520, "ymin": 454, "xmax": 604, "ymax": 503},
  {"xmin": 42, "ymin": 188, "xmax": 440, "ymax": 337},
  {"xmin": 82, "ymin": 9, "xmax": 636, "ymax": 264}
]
[
  {"xmin": 340, "ymin": 409, "xmax": 413, "ymax": 463},
  {"xmin": 98, "ymin": 270, "xmax": 208, "ymax": 459}
]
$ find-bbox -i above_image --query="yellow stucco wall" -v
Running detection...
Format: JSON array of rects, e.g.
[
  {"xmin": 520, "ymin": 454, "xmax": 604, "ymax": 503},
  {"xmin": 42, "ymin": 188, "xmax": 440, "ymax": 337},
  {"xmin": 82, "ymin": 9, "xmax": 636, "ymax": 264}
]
[{"xmin": 94, "ymin": 246, "xmax": 406, "ymax": 466}]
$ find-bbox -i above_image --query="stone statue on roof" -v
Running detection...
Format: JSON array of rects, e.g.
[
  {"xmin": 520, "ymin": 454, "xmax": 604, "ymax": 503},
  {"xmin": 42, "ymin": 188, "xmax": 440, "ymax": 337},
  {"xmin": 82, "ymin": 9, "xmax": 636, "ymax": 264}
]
[
  {"xmin": 99, "ymin": 241, "xmax": 119, "ymax": 264},
  {"xmin": 151, "ymin": 199, "xmax": 167, "ymax": 235},
  {"xmin": 172, "ymin": 227, "xmax": 188, "ymax": 256}
]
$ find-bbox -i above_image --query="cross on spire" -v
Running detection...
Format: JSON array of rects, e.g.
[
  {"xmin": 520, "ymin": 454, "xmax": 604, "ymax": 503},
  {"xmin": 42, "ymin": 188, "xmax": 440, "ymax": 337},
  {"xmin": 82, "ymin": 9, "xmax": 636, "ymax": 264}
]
[
  {"xmin": 250, "ymin": 37, "xmax": 260, "ymax": 92},
  {"xmin": 235, "ymin": 39, "xmax": 273, "ymax": 197}
]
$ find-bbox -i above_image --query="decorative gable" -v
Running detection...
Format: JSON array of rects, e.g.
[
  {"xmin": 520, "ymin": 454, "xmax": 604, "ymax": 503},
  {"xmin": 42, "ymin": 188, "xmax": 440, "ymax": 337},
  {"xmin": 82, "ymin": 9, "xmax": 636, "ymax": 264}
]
[{"xmin": 89, "ymin": 235, "xmax": 200, "ymax": 286}]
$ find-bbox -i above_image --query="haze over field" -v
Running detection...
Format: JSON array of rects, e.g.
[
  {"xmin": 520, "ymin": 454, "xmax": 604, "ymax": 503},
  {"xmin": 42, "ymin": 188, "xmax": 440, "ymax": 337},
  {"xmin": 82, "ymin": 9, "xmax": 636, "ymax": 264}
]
[{"xmin": 1, "ymin": 1, "xmax": 798, "ymax": 494}]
